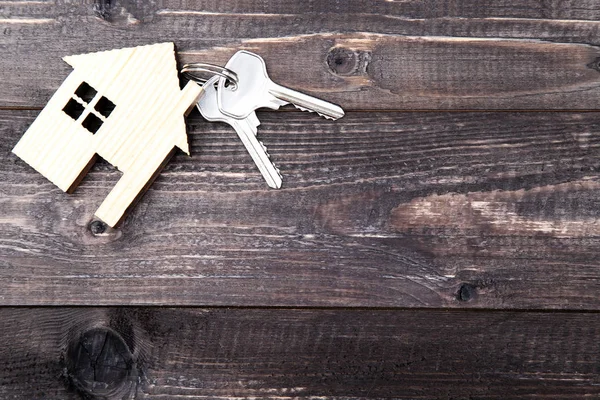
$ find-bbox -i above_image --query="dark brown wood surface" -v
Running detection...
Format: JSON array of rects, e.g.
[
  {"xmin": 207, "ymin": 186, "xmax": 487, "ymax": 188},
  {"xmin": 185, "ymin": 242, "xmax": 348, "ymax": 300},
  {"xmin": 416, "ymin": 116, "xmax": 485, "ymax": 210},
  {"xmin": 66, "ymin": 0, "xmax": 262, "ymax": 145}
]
[
  {"xmin": 2, "ymin": 307, "xmax": 600, "ymax": 399},
  {"xmin": 3, "ymin": 110, "xmax": 600, "ymax": 308},
  {"xmin": 2, "ymin": 1, "xmax": 600, "ymax": 398},
  {"xmin": 3, "ymin": 1, "xmax": 600, "ymax": 109}
]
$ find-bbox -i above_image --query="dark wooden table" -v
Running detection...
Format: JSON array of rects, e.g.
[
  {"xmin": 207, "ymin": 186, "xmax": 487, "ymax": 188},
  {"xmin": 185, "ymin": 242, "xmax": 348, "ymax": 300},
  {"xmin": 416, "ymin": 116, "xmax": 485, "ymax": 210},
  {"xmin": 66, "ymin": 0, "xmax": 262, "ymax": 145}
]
[{"xmin": 2, "ymin": 1, "xmax": 600, "ymax": 398}]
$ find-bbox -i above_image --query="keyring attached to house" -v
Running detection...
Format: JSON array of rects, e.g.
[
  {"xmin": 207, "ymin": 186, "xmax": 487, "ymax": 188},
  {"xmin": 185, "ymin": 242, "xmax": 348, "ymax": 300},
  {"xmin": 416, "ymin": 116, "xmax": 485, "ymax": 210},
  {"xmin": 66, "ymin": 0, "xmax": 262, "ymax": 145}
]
[
  {"xmin": 181, "ymin": 63, "xmax": 238, "ymax": 90},
  {"xmin": 11, "ymin": 42, "xmax": 344, "ymax": 229}
]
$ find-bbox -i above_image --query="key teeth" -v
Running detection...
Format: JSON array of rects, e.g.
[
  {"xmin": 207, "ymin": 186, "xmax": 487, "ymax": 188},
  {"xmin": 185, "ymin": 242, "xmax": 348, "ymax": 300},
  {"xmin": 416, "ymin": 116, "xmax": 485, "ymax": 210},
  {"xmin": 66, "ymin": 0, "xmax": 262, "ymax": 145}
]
[
  {"xmin": 293, "ymin": 104, "xmax": 336, "ymax": 120},
  {"xmin": 259, "ymin": 141, "xmax": 269, "ymax": 156},
  {"xmin": 293, "ymin": 104, "xmax": 311, "ymax": 113},
  {"xmin": 318, "ymin": 113, "xmax": 335, "ymax": 120},
  {"xmin": 261, "ymin": 142, "xmax": 282, "ymax": 184},
  {"xmin": 265, "ymin": 147, "xmax": 282, "ymax": 178}
]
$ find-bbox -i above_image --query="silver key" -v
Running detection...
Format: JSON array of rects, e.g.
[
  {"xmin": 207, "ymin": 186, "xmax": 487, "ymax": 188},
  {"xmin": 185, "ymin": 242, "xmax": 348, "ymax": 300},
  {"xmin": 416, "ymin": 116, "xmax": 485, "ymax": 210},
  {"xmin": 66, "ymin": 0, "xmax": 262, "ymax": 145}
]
[
  {"xmin": 198, "ymin": 76, "xmax": 282, "ymax": 189},
  {"xmin": 217, "ymin": 50, "xmax": 345, "ymax": 120}
]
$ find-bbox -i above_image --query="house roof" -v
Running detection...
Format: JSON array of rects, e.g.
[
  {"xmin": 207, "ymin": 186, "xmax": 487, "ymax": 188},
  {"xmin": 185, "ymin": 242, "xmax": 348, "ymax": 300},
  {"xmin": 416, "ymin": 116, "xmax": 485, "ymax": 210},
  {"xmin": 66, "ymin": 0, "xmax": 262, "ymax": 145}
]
[
  {"xmin": 62, "ymin": 42, "xmax": 193, "ymax": 154},
  {"xmin": 63, "ymin": 42, "xmax": 176, "ymax": 79}
]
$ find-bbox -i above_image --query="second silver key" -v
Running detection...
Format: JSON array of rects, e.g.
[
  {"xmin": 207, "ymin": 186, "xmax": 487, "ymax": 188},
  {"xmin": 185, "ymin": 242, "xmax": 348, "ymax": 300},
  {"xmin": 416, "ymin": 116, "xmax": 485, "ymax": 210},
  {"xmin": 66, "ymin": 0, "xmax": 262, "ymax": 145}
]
[
  {"xmin": 198, "ymin": 76, "xmax": 282, "ymax": 189},
  {"xmin": 218, "ymin": 50, "xmax": 345, "ymax": 120}
]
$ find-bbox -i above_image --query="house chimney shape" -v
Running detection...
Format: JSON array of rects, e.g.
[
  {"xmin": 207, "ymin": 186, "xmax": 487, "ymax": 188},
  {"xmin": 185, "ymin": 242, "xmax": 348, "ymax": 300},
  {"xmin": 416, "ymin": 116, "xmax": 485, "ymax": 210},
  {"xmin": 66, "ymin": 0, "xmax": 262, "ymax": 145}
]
[{"xmin": 12, "ymin": 42, "xmax": 203, "ymax": 227}]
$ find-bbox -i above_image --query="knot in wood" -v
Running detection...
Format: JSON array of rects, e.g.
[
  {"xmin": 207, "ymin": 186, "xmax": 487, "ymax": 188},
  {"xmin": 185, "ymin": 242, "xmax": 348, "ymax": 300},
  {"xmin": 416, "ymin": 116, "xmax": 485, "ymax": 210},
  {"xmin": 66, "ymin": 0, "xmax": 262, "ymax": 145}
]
[
  {"xmin": 327, "ymin": 47, "xmax": 358, "ymax": 76},
  {"xmin": 93, "ymin": 0, "xmax": 113, "ymax": 21},
  {"xmin": 457, "ymin": 283, "xmax": 477, "ymax": 302},
  {"xmin": 89, "ymin": 220, "xmax": 107, "ymax": 235},
  {"xmin": 65, "ymin": 328, "xmax": 136, "ymax": 398},
  {"xmin": 586, "ymin": 57, "xmax": 600, "ymax": 73}
]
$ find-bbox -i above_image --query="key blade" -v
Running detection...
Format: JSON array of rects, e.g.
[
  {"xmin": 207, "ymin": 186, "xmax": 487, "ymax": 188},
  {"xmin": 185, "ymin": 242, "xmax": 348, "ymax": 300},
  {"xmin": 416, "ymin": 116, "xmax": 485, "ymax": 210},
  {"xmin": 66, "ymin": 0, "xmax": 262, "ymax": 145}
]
[
  {"xmin": 268, "ymin": 85, "xmax": 345, "ymax": 120},
  {"xmin": 218, "ymin": 50, "xmax": 344, "ymax": 120},
  {"xmin": 232, "ymin": 119, "xmax": 282, "ymax": 189},
  {"xmin": 270, "ymin": 98, "xmax": 289, "ymax": 108}
]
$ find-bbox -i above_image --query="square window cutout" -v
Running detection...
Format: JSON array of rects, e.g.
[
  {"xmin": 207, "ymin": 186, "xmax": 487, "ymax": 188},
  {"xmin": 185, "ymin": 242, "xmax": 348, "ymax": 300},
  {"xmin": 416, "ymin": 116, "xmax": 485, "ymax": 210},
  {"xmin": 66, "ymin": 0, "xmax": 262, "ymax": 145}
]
[
  {"xmin": 95, "ymin": 96, "xmax": 116, "ymax": 118},
  {"xmin": 75, "ymin": 82, "xmax": 97, "ymax": 103},
  {"xmin": 82, "ymin": 113, "xmax": 103, "ymax": 134},
  {"xmin": 63, "ymin": 98, "xmax": 85, "ymax": 120}
]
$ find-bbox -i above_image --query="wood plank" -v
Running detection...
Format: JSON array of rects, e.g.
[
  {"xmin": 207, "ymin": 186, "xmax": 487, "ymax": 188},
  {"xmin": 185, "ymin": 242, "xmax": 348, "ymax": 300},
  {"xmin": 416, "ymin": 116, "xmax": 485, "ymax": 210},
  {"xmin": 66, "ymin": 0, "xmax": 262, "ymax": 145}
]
[
  {"xmin": 1, "ymin": 307, "xmax": 599, "ymax": 398},
  {"xmin": 3, "ymin": 110, "xmax": 600, "ymax": 308},
  {"xmin": 2, "ymin": 2, "xmax": 600, "ymax": 109}
]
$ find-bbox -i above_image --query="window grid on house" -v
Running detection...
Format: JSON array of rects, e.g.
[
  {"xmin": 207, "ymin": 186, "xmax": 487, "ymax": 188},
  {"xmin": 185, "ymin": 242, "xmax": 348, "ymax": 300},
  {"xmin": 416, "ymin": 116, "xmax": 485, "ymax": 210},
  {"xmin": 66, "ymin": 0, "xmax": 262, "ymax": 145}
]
[{"xmin": 62, "ymin": 82, "xmax": 115, "ymax": 134}]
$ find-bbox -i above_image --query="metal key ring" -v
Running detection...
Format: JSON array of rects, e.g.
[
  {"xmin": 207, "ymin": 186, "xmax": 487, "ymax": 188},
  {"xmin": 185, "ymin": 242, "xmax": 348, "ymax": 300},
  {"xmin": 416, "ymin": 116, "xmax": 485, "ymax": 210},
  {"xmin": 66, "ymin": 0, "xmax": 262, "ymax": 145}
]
[{"xmin": 181, "ymin": 63, "xmax": 238, "ymax": 90}]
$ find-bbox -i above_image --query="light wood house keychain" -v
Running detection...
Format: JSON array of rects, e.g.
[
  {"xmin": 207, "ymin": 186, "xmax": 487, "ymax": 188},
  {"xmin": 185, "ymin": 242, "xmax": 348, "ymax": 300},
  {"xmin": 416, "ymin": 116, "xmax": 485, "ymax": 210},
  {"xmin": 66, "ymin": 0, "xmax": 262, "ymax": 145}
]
[{"xmin": 12, "ymin": 42, "xmax": 203, "ymax": 227}]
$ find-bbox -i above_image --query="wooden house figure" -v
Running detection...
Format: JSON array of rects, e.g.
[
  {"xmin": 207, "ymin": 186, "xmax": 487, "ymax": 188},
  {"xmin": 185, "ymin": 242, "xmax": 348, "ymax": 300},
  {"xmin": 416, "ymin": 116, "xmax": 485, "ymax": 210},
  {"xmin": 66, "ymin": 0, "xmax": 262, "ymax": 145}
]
[{"xmin": 12, "ymin": 42, "xmax": 202, "ymax": 227}]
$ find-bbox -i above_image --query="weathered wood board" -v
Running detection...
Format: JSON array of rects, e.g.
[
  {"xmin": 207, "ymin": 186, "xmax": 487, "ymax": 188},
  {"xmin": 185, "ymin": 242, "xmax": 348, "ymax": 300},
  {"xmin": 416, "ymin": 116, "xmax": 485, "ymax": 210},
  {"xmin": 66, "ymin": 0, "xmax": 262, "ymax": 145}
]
[
  {"xmin": 2, "ymin": 1, "xmax": 600, "ymax": 109},
  {"xmin": 3, "ymin": 110, "xmax": 600, "ymax": 308},
  {"xmin": 1, "ymin": 307, "xmax": 599, "ymax": 399},
  {"xmin": 2, "ymin": 1, "xmax": 600, "ymax": 398}
]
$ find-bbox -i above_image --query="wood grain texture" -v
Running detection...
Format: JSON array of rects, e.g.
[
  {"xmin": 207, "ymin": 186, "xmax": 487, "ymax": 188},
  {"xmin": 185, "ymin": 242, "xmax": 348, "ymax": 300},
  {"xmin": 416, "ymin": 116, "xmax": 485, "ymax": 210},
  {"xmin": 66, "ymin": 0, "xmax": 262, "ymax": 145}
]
[
  {"xmin": 3, "ymin": 2, "xmax": 599, "ymax": 397},
  {"xmin": 1, "ymin": 307, "xmax": 600, "ymax": 399},
  {"xmin": 2, "ymin": 1, "xmax": 600, "ymax": 109},
  {"xmin": 3, "ymin": 109, "xmax": 600, "ymax": 308}
]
